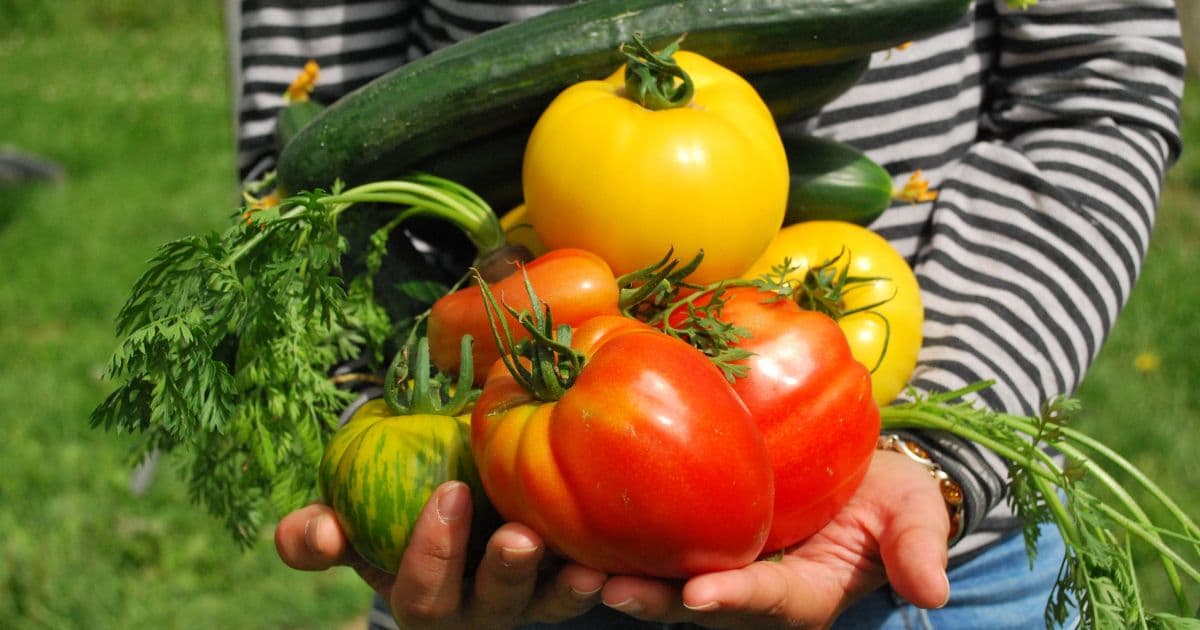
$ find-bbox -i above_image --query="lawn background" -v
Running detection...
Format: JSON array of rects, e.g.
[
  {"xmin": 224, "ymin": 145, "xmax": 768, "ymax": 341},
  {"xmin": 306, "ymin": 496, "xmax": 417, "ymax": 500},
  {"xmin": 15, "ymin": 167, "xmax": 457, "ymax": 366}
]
[{"xmin": 1, "ymin": 1, "xmax": 1197, "ymax": 627}]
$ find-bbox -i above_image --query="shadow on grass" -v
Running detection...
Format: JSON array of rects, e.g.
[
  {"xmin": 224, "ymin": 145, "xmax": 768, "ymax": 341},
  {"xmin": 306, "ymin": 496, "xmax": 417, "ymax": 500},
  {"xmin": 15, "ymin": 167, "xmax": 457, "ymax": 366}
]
[{"xmin": 0, "ymin": 146, "xmax": 65, "ymax": 231}]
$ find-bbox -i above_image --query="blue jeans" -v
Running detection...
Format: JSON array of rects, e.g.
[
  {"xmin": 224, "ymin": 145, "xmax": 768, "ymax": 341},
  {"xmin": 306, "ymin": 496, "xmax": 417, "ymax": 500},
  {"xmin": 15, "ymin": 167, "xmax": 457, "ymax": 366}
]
[
  {"xmin": 374, "ymin": 527, "xmax": 1075, "ymax": 629},
  {"xmin": 832, "ymin": 526, "xmax": 1076, "ymax": 629}
]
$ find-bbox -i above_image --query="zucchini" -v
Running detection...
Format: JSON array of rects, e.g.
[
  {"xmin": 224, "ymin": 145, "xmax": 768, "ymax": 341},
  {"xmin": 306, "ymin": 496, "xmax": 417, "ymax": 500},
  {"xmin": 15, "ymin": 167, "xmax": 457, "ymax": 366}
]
[
  {"xmin": 782, "ymin": 134, "xmax": 894, "ymax": 226},
  {"xmin": 750, "ymin": 56, "xmax": 870, "ymax": 123},
  {"xmin": 274, "ymin": 99, "xmax": 325, "ymax": 150},
  {"xmin": 277, "ymin": 0, "xmax": 971, "ymax": 194}
]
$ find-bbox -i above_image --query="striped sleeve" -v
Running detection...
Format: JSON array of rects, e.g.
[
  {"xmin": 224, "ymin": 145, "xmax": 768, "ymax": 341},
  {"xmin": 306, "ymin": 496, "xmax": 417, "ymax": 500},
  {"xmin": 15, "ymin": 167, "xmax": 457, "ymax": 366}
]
[
  {"xmin": 230, "ymin": 0, "xmax": 572, "ymax": 182},
  {"xmin": 903, "ymin": 0, "xmax": 1184, "ymax": 552},
  {"xmin": 912, "ymin": 0, "xmax": 1184, "ymax": 414}
]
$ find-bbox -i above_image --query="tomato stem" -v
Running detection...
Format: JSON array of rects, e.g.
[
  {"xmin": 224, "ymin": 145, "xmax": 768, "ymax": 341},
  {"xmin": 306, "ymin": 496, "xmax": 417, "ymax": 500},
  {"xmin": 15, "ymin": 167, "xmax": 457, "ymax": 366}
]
[
  {"xmin": 752, "ymin": 252, "xmax": 897, "ymax": 375},
  {"xmin": 383, "ymin": 336, "xmax": 478, "ymax": 417},
  {"xmin": 621, "ymin": 34, "xmax": 694, "ymax": 111},
  {"xmin": 473, "ymin": 267, "xmax": 584, "ymax": 401}
]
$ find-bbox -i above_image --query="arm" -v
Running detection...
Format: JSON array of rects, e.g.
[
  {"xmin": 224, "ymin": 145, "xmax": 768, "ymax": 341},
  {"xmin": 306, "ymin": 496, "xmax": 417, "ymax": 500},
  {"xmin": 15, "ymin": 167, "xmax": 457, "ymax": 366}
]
[{"xmin": 898, "ymin": 0, "xmax": 1185, "ymax": 553}]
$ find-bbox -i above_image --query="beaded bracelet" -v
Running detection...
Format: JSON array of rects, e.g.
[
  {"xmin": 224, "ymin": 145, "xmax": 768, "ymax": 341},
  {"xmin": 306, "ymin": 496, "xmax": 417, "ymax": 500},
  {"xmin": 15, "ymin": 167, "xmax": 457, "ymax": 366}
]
[{"xmin": 877, "ymin": 434, "xmax": 966, "ymax": 544}]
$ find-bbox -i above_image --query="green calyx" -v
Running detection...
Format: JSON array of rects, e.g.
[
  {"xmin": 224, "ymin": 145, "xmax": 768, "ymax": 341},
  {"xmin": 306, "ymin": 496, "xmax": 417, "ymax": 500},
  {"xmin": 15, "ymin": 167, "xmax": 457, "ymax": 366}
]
[
  {"xmin": 473, "ymin": 268, "xmax": 584, "ymax": 403},
  {"xmin": 621, "ymin": 34, "xmax": 694, "ymax": 111},
  {"xmin": 754, "ymin": 251, "xmax": 894, "ymax": 374},
  {"xmin": 383, "ymin": 335, "xmax": 477, "ymax": 417}
]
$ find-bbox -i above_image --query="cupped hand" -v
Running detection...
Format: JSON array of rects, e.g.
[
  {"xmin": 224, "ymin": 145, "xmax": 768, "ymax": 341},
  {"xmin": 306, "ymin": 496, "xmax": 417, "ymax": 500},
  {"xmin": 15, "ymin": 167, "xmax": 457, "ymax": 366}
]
[
  {"xmin": 598, "ymin": 450, "xmax": 953, "ymax": 629},
  {"xmin": 274, "ymin": 480, "xmax": 606, "ymax": 629}
]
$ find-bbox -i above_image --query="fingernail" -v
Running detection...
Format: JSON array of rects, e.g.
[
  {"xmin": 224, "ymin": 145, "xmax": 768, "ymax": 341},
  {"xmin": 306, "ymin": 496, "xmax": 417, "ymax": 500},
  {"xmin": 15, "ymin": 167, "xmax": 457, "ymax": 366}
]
[
  {"xmin": 684, "ymin": 600, "xmax": 719, "ymax": 612},
  {"xmin": 935, "ymin": 571, "xmax": 951, "ymax": 609},
  {"xmin": 304, "ymin": 514, "xmax": 328, "ymax": 555},
  {"xmin": 499, "ymin": 544, "xmax": 539, "ymax": 567},
  {"xmin": 569, "ymin": 585, "xmax": 602, "ymax": 601},
  {"xmin": 436, "ymin": 482, "xmax": 469, "ymax": 524},
  {"xmin": 607, "ymin": 598, "xmax": 644, "ymax": 616}
]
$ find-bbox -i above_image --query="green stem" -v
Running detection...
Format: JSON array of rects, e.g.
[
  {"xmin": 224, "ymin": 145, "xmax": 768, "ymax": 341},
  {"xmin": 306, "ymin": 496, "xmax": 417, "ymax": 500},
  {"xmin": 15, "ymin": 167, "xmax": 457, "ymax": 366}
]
[
  {"xmin": 224, "ymin": 205, "xmax": 307, "ymax": 265},
  {"xmin": 1053, "ymin": 422, "xmax": 1200, "ymax": 542},
  {"xmin": 621, "ymin": 34, "xmax": 694, "ymax": 111},
  {"xmin": 883, "ymin": 401, "xmax": 1199, "ymax": 615},
  {"xmin": 226, "ymin": 175, "xmax": 510, "ymax": 274},
  {"xmin": 994, "ymin": 412, "xmax": 1192, "ymax": 611},
  {"xmin": 1096, "ymin": 503, "xmax": 1200, "ymax": 585},
  {"xmin": 321, "ymin": 178, "xmax": 507, "ymax": 255},
  {"xmin": 383, "ymin": 336, "xmax": 476, "ymax": 418}
]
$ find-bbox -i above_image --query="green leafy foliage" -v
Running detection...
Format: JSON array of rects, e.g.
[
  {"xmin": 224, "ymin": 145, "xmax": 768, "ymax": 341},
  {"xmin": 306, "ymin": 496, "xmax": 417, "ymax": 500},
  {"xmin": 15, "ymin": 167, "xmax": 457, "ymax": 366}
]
[
  {"xmin": 90, "ymin": 188, "xmax": 391, "ymax": 545},
  {"xmin": 883, "ymin": 387, "xmax": 1200, "ymax": 629},
  {"xmin": 89, "ymin": 174, "xmax": 501, "ymax": 546}
]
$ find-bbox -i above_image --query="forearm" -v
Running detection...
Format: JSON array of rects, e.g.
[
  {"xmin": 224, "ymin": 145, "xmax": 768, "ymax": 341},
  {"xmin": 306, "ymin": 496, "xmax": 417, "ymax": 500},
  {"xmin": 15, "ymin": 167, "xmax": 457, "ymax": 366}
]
[{"xmin": 896, "ymin": 0, "xmax": 1184, "ymax": 546}]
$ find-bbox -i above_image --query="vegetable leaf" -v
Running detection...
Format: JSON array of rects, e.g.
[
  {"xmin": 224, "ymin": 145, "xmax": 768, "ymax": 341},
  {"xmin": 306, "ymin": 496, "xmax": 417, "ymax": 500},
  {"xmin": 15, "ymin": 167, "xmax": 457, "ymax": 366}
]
[
  {"xmin": 882, "ymin": 387, "xmax": 1200, "ymax": 628},
  {"xmin": 91, "ymin": 188, "xmax": 392, "ymax": 546}
]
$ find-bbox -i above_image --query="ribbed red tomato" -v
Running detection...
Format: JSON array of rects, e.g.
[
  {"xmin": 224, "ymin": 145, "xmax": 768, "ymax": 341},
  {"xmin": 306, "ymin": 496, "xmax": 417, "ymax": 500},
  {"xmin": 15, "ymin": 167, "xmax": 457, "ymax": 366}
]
[{"xmin": 471, "ymin": 316, "xmax": 775, "ymax": 577}]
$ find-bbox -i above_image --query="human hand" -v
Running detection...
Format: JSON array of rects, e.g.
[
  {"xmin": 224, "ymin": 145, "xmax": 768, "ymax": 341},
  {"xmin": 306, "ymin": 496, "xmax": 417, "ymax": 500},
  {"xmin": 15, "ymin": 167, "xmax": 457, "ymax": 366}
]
[
  {"xmin": 274, "ymin": 480, "xmax": 607, "ymax": 628},
  {"xmin": 596, "ymin": 450, "xmax": 953, "ymax": 629}
]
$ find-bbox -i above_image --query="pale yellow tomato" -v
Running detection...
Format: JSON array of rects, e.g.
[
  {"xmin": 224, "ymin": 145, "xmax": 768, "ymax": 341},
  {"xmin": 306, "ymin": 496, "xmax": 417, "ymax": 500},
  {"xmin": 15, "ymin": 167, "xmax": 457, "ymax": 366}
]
[
  {"xmin": 498, "ymin": 204, "xmax": 547, "ymax": 257},
  {"xmin": 743, "ymin": 221, "xmax": 924, "ymax": 406}
]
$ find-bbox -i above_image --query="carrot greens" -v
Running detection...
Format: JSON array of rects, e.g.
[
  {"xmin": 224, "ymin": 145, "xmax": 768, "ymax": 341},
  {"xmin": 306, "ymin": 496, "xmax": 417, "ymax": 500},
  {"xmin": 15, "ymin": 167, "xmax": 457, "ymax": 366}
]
[
  {"xmin": 883, "ymin": 384, "xmax": 1200, "ymax": 628},
  {"xmin": 88, "ymin": 175, "xmax": 489, "ymax": 545}
]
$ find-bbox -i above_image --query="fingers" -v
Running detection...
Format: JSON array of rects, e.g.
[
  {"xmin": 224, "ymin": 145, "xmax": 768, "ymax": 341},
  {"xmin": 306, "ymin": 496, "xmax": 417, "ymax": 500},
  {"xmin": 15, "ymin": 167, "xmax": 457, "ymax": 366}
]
[
  {"xmin": 275, "ymin": 502, "xmax": 396, "ymax": 595},
  {"xmin": 275, "ymin": 503, "xmax": 349, "ymax": 571},
  {"xmin": 873, "ymin": 453, "xmax": 952, "ymax": 610},
  {"xmin": 469, "ymin": 524, "xmax": 606, "ymax": 624},
  {"xmin": 390, "ymin": 484, "xmax": 605, "ymax": 628},
  {"xmin": 529, "ymin": 562, "xmax": 608, "ymax": 622},
  {"xmin": 600, "ymin": 576, "xmax": 687, "ymax": 622},
  {"xmin": 681, "ymin": 561, "xmax": 808, "ymax": 621},
  {"xmin": 468, "ymin": 522, "xmax": 546, "ymax": 622},
  {"xmin": 390, "ymin": 480, "xmax": 475, "ymax": 626}
]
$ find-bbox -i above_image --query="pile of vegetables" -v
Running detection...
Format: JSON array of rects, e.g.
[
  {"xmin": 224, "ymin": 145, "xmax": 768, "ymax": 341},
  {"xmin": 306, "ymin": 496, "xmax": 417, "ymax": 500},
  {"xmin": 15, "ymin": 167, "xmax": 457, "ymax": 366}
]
[{"xmin": 91, "ymin": 0, "xmax": 1198, "ymax": 627}]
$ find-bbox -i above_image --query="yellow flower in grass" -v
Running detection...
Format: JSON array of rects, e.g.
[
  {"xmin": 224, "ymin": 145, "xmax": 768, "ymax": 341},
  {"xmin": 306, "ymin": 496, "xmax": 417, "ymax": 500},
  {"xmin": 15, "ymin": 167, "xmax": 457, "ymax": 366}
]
[{"xmin": 1133, "ymin": 351, "xmax": 1161, "ymax": 374}]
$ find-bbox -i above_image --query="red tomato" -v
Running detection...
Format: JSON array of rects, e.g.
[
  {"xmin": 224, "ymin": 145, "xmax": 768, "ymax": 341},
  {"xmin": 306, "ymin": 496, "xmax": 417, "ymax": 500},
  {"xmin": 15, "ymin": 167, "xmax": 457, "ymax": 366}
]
[
  {"xmin": 471, "ymin": 316, "xmax": 775, "ymax": 577},
  {"xmin": 667, "ymin": 286, "xmax": 880, "ymax": 552},
  {"xmin": 427, "ymin": 248, "xmax": 621, "ymax": 382}
]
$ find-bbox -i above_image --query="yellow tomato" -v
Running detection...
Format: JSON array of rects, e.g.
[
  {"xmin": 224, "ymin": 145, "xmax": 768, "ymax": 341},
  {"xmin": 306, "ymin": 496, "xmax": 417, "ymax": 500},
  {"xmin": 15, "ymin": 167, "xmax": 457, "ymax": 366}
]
[
  {"xmin": 742, "ymin": 221, "xmax": 924, "ymax": 406},
  {"xmin": 523, "ymin": 49, "xmax": 788, "ymax": 284},
  {"xmin": 498, "ymin": 204, "xmax": 547, "ymax": 257}
]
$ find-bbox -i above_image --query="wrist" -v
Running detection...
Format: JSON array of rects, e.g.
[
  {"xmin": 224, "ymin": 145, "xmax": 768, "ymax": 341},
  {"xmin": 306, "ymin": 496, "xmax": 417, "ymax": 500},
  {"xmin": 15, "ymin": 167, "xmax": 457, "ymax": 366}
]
[{"xmin": 877, "ymin": 434, "xmax": 966, "ymax": 545}]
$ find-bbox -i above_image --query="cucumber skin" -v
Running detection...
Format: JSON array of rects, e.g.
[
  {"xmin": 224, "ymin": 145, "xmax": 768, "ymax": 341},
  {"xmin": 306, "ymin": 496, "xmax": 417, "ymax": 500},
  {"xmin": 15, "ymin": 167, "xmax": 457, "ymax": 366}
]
[
  {"xmin": 751, "ymin": 56, "xmax": 870, "ymax": 123},
  {"xmin": 783, "ymin": 135, "xmax": 894, "ymax": 226},
  {"xmin": 274, "ymin": 100, "xmax": 325, "ymax": 150},
  {"xmin": 277, "ymin": 0, "xmax": 971, "ymax": 194}
]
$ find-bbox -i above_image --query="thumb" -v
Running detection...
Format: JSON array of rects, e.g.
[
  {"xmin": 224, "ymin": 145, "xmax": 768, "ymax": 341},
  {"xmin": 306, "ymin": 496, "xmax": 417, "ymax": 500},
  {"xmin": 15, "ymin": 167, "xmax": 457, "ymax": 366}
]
[
  {"xmin": 874, "ymin": 454, "xmax": 952, "ymax": 609},
  {"xmin": 275, "ymin": 503, "xmax": 350, "ymax": 570}
]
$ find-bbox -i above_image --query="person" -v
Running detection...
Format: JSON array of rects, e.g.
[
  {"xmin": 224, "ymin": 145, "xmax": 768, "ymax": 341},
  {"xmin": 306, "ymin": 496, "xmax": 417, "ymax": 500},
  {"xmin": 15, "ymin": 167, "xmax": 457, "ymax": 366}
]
[{"xmin": 231, "ymin": 1, "xmax": 1187, "ymax": 627}]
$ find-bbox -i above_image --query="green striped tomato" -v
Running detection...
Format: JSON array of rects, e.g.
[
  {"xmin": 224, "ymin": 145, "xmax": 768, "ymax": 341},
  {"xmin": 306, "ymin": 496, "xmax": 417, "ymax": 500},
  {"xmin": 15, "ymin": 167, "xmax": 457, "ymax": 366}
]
[{"xmin": 318, "ymin": 399, "xmax": 482, "ymax": 573}]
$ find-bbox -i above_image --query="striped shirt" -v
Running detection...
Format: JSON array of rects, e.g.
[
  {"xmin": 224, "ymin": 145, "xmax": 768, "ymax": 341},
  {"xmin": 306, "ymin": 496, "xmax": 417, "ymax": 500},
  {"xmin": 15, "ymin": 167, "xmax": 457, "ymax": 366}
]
[{"xmin": 229, "ymin": 0, "xmax": 1185, "ymax": 585}]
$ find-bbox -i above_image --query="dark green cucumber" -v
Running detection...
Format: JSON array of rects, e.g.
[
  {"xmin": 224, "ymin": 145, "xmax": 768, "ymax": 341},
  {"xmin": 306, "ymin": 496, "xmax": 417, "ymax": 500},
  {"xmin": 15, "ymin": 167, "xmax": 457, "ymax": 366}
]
[
  {"xmin": 782, "ymin": 134, "xmax": 894, "ymax": 226},
  {"xmin": 750, "ymin": 56, "xmax": 870, "ymax": 123},
  {"xmin": 277, "ymin": 0, "xmax": 970, "ymax": 194},
  {"xmin": 410, "ymin": 58, "xmax": 873, "ymax": 214},
  {"xmin": 274, "ymin": 99, "xmax": 325, "ymax": 150}
]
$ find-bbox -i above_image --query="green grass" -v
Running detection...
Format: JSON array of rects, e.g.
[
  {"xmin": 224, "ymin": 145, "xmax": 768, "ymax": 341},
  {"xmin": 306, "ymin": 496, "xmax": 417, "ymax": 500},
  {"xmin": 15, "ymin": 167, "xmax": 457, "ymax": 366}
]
[
  {"xmin": 0, "ymin": 1, "xmax": 1197, "ymax": 627},
  {"xmin": 1071, "ymin": 81, "xmax": 1200, "ymax": 614},
  {"xmin": 0, "ymin": 2, "xmax": 368, "ymax": 628}
]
